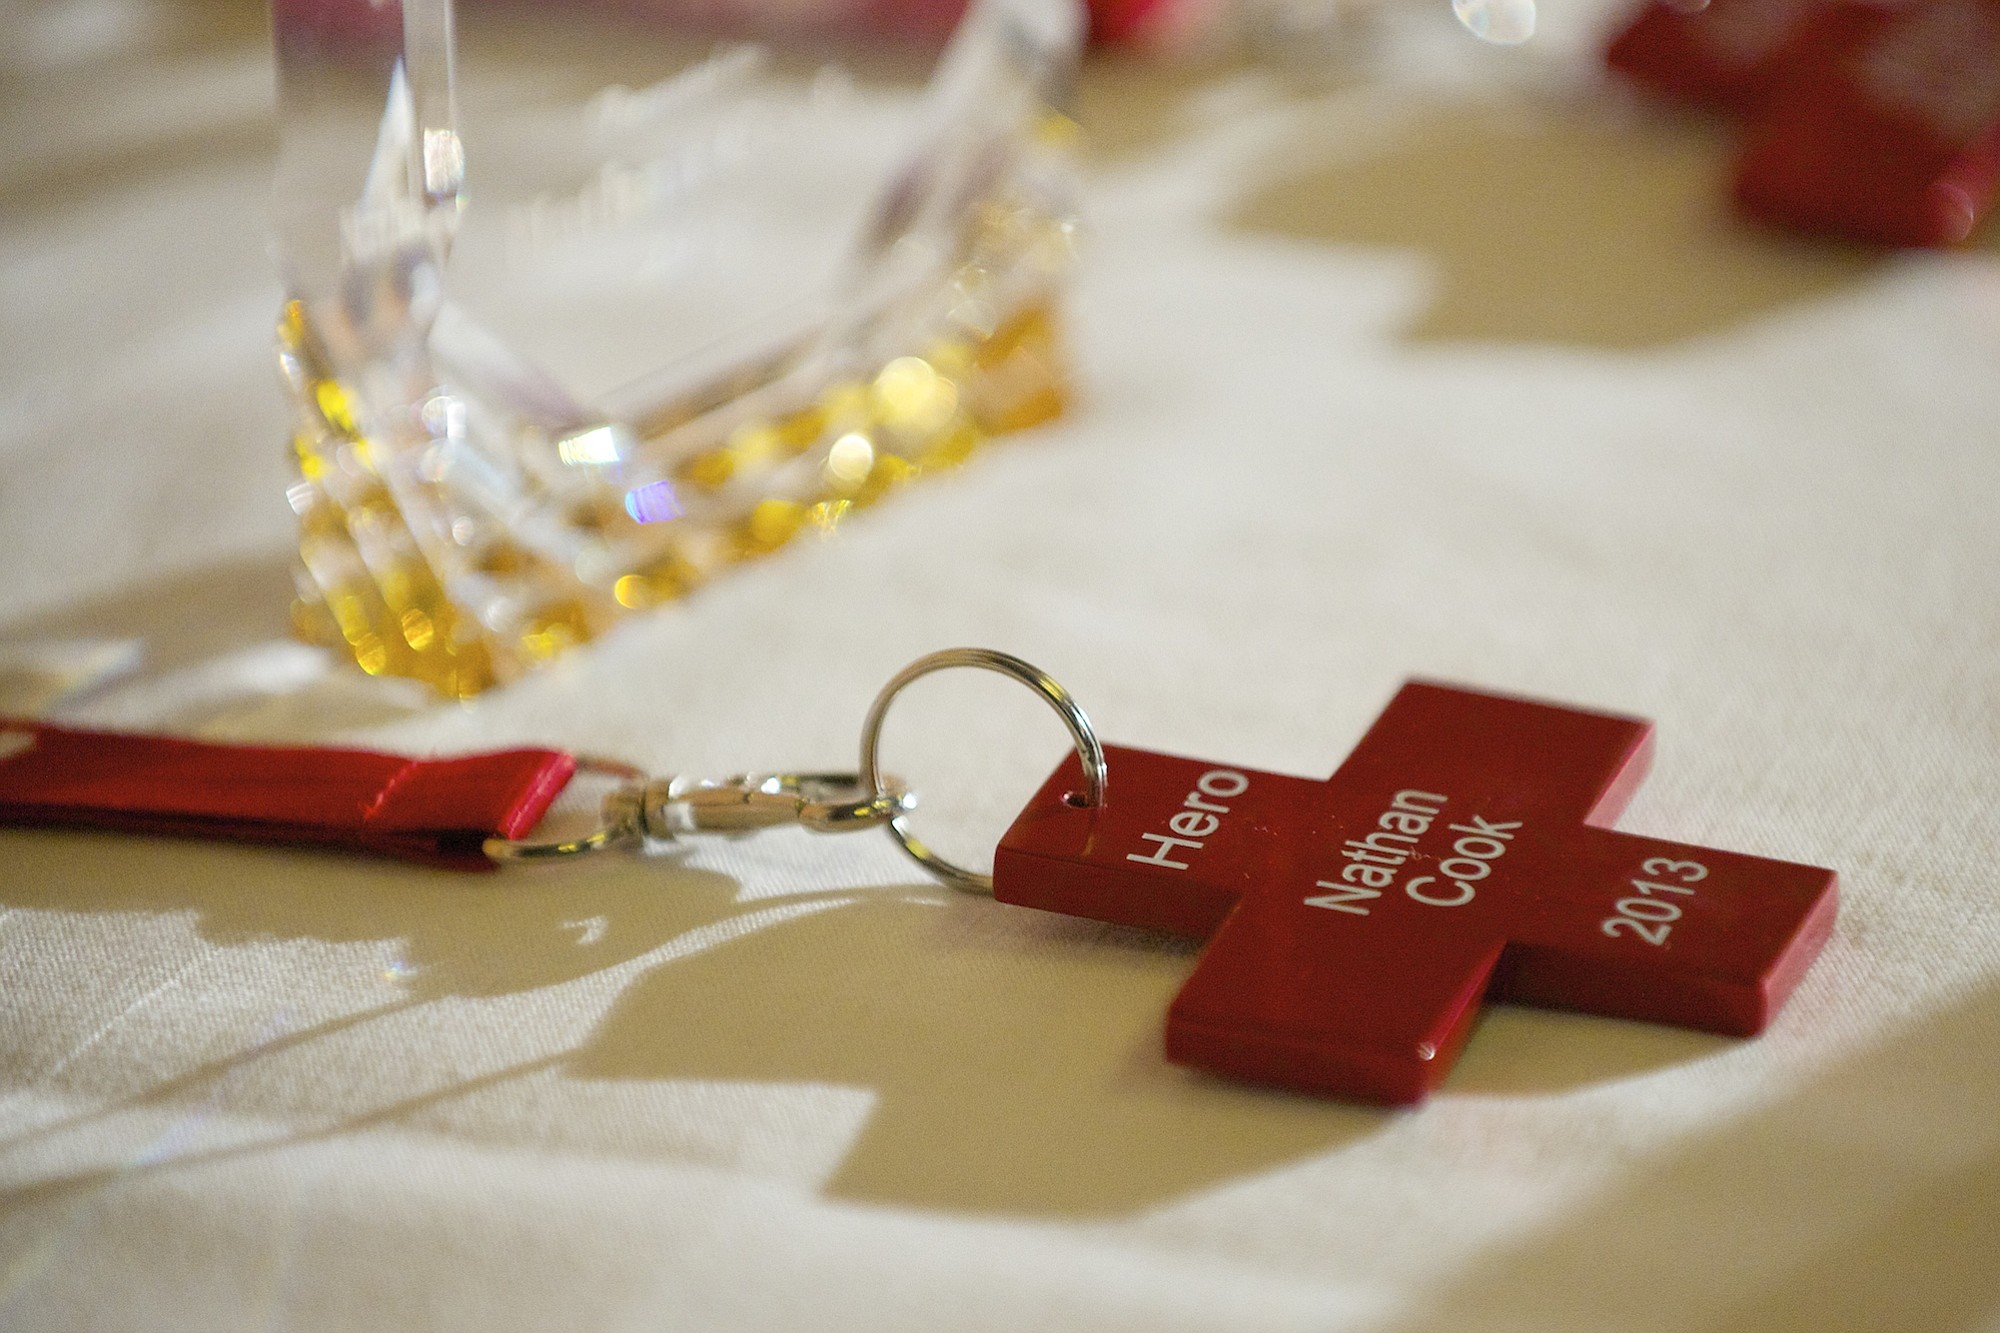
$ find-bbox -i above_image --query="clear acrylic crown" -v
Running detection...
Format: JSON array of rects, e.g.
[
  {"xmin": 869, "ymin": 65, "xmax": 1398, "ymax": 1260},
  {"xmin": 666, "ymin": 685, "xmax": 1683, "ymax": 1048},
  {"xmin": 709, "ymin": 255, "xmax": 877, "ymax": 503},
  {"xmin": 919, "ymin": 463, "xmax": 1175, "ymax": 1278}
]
[{"xmin": 271, "ymin": 0, "xmax": 1083, "ymax": 695}]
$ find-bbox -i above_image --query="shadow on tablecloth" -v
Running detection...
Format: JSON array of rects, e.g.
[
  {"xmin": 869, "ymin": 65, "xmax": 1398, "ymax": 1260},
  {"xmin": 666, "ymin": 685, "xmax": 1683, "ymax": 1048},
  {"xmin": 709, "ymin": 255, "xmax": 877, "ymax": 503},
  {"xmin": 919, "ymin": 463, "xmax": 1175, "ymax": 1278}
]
[
  {"xmin": 0, "ymin": 827, "xmax": 1730, "ymax": 1220},
  {"xmin": 1375, "ymin": 979, "xmax": 2000, "ymax": 1333}
]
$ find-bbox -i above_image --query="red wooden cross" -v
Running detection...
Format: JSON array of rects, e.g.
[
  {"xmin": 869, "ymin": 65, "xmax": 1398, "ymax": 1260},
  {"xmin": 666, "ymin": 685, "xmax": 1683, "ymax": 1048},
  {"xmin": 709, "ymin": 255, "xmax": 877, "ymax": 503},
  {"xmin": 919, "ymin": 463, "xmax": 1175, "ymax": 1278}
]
[{"xmin": 995, "ymin": 682, "xmax": 1838, "ymax": 1104}]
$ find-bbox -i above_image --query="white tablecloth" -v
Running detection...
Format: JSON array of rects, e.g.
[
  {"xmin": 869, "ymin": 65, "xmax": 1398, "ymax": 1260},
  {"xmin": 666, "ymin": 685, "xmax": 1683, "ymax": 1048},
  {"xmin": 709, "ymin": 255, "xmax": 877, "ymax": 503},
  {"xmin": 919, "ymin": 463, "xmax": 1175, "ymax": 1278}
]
[{"xmin": 4, "ymin": 1, "xmax": 1998, "ymax": 1328}]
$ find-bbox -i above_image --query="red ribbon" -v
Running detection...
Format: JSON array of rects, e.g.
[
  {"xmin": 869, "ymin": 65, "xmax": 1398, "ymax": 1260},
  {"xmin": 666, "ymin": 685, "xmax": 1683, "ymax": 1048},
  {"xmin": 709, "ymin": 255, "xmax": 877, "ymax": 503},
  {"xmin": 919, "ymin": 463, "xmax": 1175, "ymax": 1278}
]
[{"xmin": 0, "ymin": 719, "xmax": 576, "ymax": 870}]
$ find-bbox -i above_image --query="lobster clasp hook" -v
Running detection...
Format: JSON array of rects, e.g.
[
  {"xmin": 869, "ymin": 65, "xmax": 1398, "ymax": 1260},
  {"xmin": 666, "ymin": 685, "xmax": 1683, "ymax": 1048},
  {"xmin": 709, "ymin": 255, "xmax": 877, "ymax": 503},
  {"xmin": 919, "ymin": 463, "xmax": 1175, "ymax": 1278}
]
[
  {"xmin": 638, "ymin": 772, "xmax": 913, "ymax": 839},
  {"xmin": 486, "ymin": 766, "xmax": 912, "ymax": 863}
]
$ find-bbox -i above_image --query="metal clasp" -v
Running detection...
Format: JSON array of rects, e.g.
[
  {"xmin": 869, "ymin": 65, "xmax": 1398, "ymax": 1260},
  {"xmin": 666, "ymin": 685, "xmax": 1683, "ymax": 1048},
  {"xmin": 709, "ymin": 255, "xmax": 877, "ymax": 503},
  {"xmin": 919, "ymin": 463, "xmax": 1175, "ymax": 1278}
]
[
  {"xmin": 485, "ymin": 764, "xmax": 911, "ymax": 863},
  {"xmin": 633, "ymin": 772, "xmax": 913, "ymax": 838},
  {"xmin": 484, "ymin": 647, "xmax": 1098, "ymax": 886}
]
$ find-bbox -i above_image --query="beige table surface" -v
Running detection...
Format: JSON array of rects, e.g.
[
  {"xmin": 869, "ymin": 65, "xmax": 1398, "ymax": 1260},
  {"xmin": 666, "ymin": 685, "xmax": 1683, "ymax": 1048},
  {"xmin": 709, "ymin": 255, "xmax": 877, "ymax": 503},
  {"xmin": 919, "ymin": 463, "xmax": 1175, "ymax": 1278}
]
[{"xmin": 3, "ymin": 1, "xmax": 1998, "ymax": 1328}]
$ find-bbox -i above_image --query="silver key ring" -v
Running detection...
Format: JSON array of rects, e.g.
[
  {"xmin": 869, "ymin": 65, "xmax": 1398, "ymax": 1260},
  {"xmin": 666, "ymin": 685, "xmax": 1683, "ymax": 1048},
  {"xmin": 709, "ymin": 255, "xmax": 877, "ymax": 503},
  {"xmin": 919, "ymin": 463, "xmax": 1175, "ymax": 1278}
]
[{"xmin": 858, "ymin": 647, "xmax": 1107, "ymax": 895}]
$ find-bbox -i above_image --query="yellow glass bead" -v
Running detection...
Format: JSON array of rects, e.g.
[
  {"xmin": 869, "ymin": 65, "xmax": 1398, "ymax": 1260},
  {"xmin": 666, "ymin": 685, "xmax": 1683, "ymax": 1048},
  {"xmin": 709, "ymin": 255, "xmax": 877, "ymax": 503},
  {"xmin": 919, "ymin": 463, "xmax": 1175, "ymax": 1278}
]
[
  {"xmin": 278, "ymin": 299, "xmax": 307, "ymax": 353},
  {"xmin": 327, "ymin": 585, "xmax": 384, "ymax": 646},
  {"xmin": 292, "ymin": 432, "xmax": 327, "ymax": 482},
  {"xmin": 475, "ymin": 542, "xmax": 531, "ymax": 576},
  {"xmin": 399, "ymin": 606, "xmax": 437, "ymax": 651},
  {"xmin": 518, "ymin": 600, "xmax": 595, "ymax": 661},
  {"xmin": 871, "ymin": 356, "xmax": 961, "ymax": 435},
  {"xmin": 808, "ymin": 498, "xmax": 853, "ymax": 530},
  {"xmin": 726, "ymin": 421, "xmax": 783, "ymax": 469},
  {"xmin": 852, "ymin": 453, "xmax": 914, "ymax": 508},
  {"xmin": 353, "ymin": 635, "xmax": 390, "ymax": 676},
  {"xmin": 289, "ymin": 592, "xmax": 340, "ymax": 649},
  {"xmin": 565, "ymin": 495, "xmax": 630, "ymax": 535},
  {"xmin": 612, "ymin": 574, "xmax": 652, "ymax": 609},
  {"xmin": 679, "ymin": 446, "xmax": 736, "ymax": 490},
  {"xmin": 969, "ymin": 302, "xmax": 1068, "ymax": 433},
  {"xmin": 1033, "ymin": 110, "xmax": 1082, "ymax": 152},
  {"xmin": 612, "ymin": 550, "xmax": 696, "ymax": 609},
  {"xmin": 440, "ymin": 646, "xmax": 498, "ymax": 699},
  {"xmin": 773, "ymin": 405, "xmax": 827, "ymax": 454},
  {"xmin": 925, "ymin": 338, "xmax": 975, "ymax": 380},
  {"xmin": 375, "ymin": 564, "xmax": 417, "ymax": 612},
  {"xmin": 313, "ymin": 379, "xmax": 360, "ymax": 439},
  {"xmin": 915, "ymin": 419, "xmax": 981, "ymax": 471},
  {"xmin": 819, "ymin": 381, "xmax": 869, "ymax": 427},
  {"xmin": 739, "ymin": 498, "xmax": 806, "ymax": 554}
]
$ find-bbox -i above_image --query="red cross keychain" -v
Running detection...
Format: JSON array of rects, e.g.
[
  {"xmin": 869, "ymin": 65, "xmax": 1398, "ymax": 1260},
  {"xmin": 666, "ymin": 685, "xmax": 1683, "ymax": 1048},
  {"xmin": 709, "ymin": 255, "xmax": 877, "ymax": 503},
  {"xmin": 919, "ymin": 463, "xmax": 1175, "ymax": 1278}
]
[{"xmin": 0, "ymin": 649, "xmax": 1838, "ymax": 1105}]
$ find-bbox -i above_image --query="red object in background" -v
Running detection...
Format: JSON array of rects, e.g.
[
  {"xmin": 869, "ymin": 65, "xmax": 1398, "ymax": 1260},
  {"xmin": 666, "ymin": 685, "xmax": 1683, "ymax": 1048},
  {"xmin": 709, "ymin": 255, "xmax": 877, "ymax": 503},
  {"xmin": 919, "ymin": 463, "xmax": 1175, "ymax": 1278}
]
[
  {"xmin": 0, "ymin": 720, "xmax": 575, "ymax": 869},
  {"xmin": 996, "ymin": 682, "xmax": 1838, "ymax": 1104},
  {"xmin": 1735, "ymin": 0, "xmax": 2000, "ymax": 245},
  {"xmin": 1083, "ymin": 0, "xmax": 1175, "ymax": 42},
  {"xmin": 1607, "ymin": 0, "xmax": 1829, "ymax": 111},
  {"xmin": 1608, "ymin": 0, "xmax": 2000, "ymax": 245},
  {"xmin": 279, "ymin": 0, "xmax": 1169, "ymax": 50}
]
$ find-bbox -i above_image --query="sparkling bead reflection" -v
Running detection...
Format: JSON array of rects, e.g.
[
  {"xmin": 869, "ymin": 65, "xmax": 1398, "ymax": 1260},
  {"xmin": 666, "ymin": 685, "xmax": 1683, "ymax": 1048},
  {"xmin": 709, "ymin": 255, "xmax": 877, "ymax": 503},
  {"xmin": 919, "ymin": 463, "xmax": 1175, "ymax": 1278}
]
[
  {"xmin": 1452, "ymin": 0, "xmax": 1536, "ymax": 43},
  {"xmin": 824, "ymin": 431, "xmax": 876, "ymax": 487},
  {"xmin": 624, "ymin": 480, "xmax": 683, "ymax": 524}
]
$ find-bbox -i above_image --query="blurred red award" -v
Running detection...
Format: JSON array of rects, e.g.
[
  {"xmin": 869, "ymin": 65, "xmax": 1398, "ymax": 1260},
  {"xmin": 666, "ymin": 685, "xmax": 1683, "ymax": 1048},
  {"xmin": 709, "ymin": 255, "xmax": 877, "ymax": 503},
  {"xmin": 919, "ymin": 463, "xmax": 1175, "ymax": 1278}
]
[
  {"xmin": 1608, "ymin": 0, "xmax": 1829, "ymax": 110},
  {"xmin": 1608, "ymin": 0, "xmax": 2000, "ymax": 244},
  {"xmin": 1736, "ymin": 0, "xmax": 2000, "ymax": 245}
]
